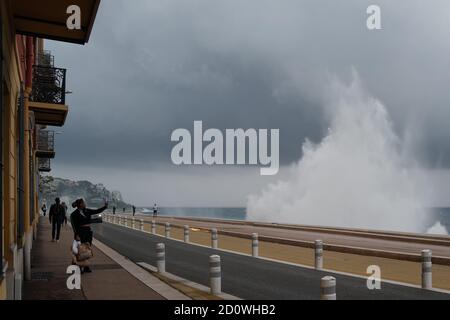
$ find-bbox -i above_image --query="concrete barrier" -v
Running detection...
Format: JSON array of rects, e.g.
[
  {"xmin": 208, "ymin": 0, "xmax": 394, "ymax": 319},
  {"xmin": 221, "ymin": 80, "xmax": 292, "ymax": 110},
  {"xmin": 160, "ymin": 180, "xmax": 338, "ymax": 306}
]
[
  {"xmin": 422, "ymin": 249, "xmax": 432, "ymax": 290},
  {"xmin": 132, "ymin": 218, "xmax": 136, "ymax": 229},
  {"xmin": 252, "ymin": 233, "xmax": 259, "ymax": 258},
  {"xmin": 209, "ymin": 255, "xmax": 221, "ymax": 294},
  {"xmin": 165, "ymin": 223, "xmax": 171, "ymax": 238},
  {"xmin": 151, "ymin": 220, "xmax": 156, "ymax": 234},
  {"xmin": 184, "ymin": 225, "xmax": 190, "ymax": 243},
  {"xmin": 315, "ymin": 240, "xmax": 323, "ymax": 270},
  {"xmin": 140, "ymin": 219, "xmax": 144, "ymax": 231},
  {"xmin": 320, "ymin": 276, "xmax": 336, "ymax": 300},
  {"xmin": 156, "ymin": 243, "xmax": 165, "ymax": 273},
  {"xmin": 211, "ymin": 228, "xmax": 218, "ymax": 249}
]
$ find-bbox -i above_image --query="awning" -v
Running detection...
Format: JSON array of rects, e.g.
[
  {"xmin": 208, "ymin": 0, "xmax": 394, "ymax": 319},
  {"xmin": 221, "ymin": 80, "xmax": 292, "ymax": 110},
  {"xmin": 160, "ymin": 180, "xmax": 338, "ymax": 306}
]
[{"xmin": 13, "ymin": 0, "xmax": 101, "ymax": 44}]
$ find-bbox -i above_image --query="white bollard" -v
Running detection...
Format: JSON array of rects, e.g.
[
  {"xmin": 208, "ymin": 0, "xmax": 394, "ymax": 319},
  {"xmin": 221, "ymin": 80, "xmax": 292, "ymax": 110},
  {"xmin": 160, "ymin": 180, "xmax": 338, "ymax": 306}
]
[
  {"xmin": 320, "ymin": 276, "xmax": 336, "ymax": 300},
  {"xmin": 209, "ymin": 255, "xmax": 221, "ymax": 295},
  {"xmin": 252, "ymin": 233, "xmax": 259, "ymax": 257},
  {"xmin": 421, "ymin": 249, "xmax": 432, "ymax": 290},
  {"xmin": 132, "ymin": 218, "xmax": 135, "ymax": 229},
  {"xmin": 14, "ymin": 273, "xmax": 22, "ymax": 300},
  {"xmin": 211, "ymin": 228, "xmax": 218, "ymax": 249},
  {"xmin": 140, "ymin": 219, "xmax": 144, "ymax": 231},
  {"xmin": 165, "ymin": 223, "xmax": 171, "ymax": 238},
  {"xmin": 315, "ymin": 240, "xmax": 324, "ymax": 270},
  {"xmin": 151, "ymin": 221, "xmax": 156, "ymax": 234},
  {"xmin": 184, "ymin": 225, "xmax": 190, "ymax": 243},
  {"xmin": 156, "ymin": 243, "xmax": 165, "ymax": 273}
]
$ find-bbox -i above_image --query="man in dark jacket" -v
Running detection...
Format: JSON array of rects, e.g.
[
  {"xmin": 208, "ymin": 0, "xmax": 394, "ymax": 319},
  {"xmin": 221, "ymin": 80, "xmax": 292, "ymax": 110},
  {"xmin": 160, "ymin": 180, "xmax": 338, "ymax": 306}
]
[{"xmin": 49, "ymin": 198, "xmax": 65, "ymax": 242}]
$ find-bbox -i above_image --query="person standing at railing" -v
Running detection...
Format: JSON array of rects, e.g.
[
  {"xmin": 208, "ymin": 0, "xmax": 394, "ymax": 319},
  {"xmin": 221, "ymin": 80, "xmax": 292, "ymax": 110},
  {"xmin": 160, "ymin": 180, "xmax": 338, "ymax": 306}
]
[
  {"xmin": 132, "ymin": 205, "xmax": 136, "ymax": 216},
  {"xmin": 153, "ymin": 203, "xmax": 158, "ymax": 218}
]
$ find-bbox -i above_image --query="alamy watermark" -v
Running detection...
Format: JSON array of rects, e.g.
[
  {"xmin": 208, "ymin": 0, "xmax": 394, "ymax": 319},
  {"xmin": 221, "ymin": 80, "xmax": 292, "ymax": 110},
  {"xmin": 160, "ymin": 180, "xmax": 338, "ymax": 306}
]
[
  {"xmin": 367, "ymin": 5, "xmax": 382, "ymax": 30},
  {"xmin": 66, "ymin": 5, "xmax": 82, "ymax": 30},
  {"xmin": 171, "ymin": 121, "xmax": 279, "ymax": 176},
  {"xmin": 366, "ymin": 265, "xmax": 382, "ymax": 290},
  {"xmin": 66, "ymin": 265, "xmax": 81, "ymax": 290}
]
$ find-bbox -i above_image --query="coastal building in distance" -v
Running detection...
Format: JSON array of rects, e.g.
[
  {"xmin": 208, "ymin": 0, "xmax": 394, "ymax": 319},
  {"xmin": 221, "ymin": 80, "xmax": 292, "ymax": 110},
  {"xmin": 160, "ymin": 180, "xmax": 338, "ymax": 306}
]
[{"xmin": 0, "ymin": 0, "xmax": 101, "ymax": 300}]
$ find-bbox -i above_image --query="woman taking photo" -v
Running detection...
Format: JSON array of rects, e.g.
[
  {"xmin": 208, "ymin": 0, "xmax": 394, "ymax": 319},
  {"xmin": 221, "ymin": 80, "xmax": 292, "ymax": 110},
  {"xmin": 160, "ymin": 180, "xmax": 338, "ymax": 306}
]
[{"xmin": 70, "ymin": 198, "xmax": 108, "ymax": 273}]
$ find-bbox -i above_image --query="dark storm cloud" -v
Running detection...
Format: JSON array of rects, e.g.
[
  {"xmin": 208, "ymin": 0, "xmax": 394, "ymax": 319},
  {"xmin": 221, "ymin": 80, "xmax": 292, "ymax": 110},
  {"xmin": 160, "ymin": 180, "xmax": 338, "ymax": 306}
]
[{"xmin": 47, "ymin": 0, "xmax": 450, "ymax": 170}]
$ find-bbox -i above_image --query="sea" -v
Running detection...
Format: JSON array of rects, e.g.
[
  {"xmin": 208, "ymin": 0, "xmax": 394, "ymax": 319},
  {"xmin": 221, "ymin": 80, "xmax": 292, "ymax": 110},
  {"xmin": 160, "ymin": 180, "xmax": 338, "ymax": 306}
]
[{"xmin": 139, "ymin": 206, "xmax": 450, "ymax": 235}]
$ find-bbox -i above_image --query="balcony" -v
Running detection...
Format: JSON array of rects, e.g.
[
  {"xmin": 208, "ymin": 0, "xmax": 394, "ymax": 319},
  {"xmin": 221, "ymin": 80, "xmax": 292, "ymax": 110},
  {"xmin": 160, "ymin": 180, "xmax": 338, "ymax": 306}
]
[
  {"xmin": 36, "ymin": 130, "xmax": 55, "ymax": 159},
  {"xmin": 38, "ymin": 158, "xmax": 51, "ymax": 173},
  {"xmin": 29, "ymin": 65, "xmax": 68, "ymax": 127}
]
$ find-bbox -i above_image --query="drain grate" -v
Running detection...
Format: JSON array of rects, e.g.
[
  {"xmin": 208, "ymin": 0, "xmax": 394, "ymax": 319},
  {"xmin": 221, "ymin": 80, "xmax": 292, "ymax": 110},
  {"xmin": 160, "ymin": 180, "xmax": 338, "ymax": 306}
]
[{"xmin": 32, "ymin": 272, "xmax": 54, "ymax": 281}]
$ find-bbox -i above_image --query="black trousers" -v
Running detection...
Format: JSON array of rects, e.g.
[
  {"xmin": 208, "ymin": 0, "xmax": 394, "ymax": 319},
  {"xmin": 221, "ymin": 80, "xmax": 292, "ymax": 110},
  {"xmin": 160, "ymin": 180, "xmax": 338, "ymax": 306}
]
[
  {"xmin": 52, "ymin": 221, "xmax": 62, "ymax": 240},
  {"xmin": 79, "ymin": 227, "xmax": 93, "ymax": 245}
]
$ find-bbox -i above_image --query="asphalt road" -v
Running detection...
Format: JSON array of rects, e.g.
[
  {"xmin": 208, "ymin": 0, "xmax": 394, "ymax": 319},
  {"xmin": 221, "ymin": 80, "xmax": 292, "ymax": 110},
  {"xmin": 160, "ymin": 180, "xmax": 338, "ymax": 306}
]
[{"xmin": 93, "ymin": 223, "xmax": 450, "ymax": 300}]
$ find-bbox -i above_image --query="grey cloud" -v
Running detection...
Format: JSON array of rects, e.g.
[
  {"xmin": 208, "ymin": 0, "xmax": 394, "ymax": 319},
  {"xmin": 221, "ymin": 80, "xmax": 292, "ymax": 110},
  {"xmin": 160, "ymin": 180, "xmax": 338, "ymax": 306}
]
[{"xmin": 47, "ymin": 0, "xmax": 450, "ymax": 174}]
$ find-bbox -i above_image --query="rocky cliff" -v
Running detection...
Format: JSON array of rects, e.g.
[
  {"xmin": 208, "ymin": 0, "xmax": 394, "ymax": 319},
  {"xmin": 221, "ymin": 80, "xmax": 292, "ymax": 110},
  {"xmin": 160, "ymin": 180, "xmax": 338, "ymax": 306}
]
[{"xmin": 39, "ymin": 176, "xmax": 130, "ymax": 209}]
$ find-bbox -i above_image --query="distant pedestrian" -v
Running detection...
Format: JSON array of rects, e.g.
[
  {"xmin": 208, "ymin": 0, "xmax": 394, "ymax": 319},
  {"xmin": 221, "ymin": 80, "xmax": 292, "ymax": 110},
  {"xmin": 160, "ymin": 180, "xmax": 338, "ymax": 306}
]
[
  {"xmin": 132, "ymin": 205, "xmax": 136, "ymax": 216},
  {"xmin": 61, "ymin": 202, "xmax": 68, "ymax": 226},
  {"xmin": 49, "ymin": 198, "xmax": 65, "ymax": 243},
  {"xmin": 113, "ymin": 206, "xmax": 116, "ymax": 215},
  {"xmin": 153, "ymin": 203, "xmax": 158, "ymax": 218},
  {"xmin": 123, "ymin": 207, "xmax": 126, "ymax": 213},
  {"xmin": 41, "ymin": 204, "xmax": 47, "ymax": 217}
]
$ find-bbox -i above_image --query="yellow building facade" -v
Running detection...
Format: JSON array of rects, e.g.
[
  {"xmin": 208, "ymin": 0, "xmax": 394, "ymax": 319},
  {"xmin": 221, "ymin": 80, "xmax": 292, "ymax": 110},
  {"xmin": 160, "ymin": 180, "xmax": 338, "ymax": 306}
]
[{"xmin": 0, "ymin": 0, "xmax": 100, "ymax": 300}]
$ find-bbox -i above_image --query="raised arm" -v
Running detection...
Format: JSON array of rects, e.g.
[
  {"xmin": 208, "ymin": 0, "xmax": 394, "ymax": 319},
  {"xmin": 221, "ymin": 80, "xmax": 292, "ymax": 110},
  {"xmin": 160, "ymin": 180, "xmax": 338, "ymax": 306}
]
[{"xmin": 85, "ymin": 203, "xmax": 108, "ymax": 216}]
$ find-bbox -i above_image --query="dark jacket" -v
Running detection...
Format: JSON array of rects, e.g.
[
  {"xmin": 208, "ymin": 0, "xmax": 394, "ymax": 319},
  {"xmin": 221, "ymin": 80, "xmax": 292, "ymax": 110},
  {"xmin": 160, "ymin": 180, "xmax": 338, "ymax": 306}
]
[
  {"xmin": 70, "ymin": 205, "xmax": 107, "ymax": 237},
  {"xmin": 49, "ymin": 203, "xmax": 65, "ymax": 224}
]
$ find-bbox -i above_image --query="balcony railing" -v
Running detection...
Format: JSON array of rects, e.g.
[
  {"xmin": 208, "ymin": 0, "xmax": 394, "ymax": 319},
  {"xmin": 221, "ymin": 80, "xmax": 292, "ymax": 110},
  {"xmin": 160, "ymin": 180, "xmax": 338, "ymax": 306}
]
[
  {"xmin": 38, "ymin": 51, "xmax": 54, "ymax": 67},
  {"xmin": 36, "ymin": 130, "xmax": 55, "ymax": 159},
  {"xmin": 30, "ymin": 65, "xmax": 67, "ymax": 105},
  {"xmin": 38, "ymin": 158, "xmax": 51, "ymax": 173}
]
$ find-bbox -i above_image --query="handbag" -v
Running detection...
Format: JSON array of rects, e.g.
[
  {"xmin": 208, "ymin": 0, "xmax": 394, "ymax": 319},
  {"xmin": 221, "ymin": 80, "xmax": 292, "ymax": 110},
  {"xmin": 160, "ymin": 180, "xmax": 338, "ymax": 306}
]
[{"xmin": 77, "ymin": 243, "xmax": 93, "ymax": 261}]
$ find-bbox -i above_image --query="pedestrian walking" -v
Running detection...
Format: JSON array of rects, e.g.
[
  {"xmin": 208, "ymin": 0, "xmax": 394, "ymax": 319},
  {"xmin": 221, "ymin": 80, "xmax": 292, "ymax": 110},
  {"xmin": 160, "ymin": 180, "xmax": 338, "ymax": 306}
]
[{"xmin": 49, "ymin": 198, "xmax": 65, "ymax": 242}]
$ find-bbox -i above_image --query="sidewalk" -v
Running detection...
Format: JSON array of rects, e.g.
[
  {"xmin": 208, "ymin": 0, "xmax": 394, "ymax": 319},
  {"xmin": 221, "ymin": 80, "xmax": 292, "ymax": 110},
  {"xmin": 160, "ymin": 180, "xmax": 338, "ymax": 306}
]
[{"xmin": 23, "ymin": 217, "xmax": 173, "ymax": 300}]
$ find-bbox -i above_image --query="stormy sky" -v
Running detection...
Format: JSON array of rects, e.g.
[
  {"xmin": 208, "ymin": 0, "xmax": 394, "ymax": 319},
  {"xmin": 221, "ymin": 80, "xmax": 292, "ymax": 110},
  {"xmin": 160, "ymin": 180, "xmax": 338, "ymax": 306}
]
[{"xmin": 46, "ymin": 0, "xmax": 450, "ymax": 206}]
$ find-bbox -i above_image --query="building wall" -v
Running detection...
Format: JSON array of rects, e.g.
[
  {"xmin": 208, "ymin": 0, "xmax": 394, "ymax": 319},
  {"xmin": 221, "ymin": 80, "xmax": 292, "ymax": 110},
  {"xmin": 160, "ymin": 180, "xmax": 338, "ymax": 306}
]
[{"xmin": 0, "ymin": 0, "xmax": 37, "ymax": 300}]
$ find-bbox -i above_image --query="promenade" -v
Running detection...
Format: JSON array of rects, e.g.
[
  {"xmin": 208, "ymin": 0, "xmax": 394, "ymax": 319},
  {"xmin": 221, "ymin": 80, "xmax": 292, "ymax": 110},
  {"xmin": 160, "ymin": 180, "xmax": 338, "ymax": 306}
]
[{"xmin": 23, "ymin": 217, "xmax": 185, "ymax": 300}]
